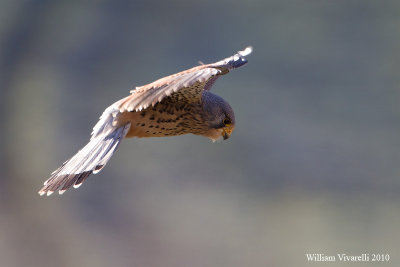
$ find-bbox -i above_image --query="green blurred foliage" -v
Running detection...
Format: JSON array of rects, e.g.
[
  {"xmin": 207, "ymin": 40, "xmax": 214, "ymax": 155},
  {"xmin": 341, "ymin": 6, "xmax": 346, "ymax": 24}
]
[{"xmin": 1, "ymin": 0, "xmax": 400, "ymax": 266}]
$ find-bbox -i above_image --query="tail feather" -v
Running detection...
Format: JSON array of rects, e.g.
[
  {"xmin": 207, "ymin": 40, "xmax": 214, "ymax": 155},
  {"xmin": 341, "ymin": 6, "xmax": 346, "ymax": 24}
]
[{"xmin": 39, "ymin": 122, "xmax": 131, "ymax": 196}]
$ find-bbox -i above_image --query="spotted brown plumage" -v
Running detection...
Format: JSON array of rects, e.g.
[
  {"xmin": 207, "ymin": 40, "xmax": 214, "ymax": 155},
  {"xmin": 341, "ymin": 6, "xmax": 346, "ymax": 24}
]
[{"xmin": 39, "ymin": 47, "xmax": 252, "ymax": 196}]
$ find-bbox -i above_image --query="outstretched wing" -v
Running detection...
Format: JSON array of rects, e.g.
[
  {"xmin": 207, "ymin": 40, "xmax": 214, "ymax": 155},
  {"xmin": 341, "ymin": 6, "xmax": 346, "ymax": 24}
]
[
  {"xmin": 118, "ymin": 46, "xmax": 253, "ymax": 112},
  {"xmin": 39, "ymin": 122, "xmax": 131, "ymax": 196}
]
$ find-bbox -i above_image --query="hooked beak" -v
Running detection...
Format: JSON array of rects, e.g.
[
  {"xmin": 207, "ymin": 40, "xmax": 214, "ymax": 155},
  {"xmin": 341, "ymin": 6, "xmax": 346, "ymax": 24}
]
[{"xmin": 221, "ymin": 127, "xmax": 233, "ymax": 140}]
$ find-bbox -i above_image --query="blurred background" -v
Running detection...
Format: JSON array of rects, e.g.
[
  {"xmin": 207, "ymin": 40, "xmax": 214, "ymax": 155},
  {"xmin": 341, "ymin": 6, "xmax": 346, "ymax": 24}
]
[{"xmin": 1, "ymin": 1, "xmax": 400, "ymax": 266}]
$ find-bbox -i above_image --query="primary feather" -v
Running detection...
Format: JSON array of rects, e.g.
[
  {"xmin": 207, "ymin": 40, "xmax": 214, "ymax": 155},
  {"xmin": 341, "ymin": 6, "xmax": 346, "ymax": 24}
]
[{"xmin": 39, "ymin": 123, "xmax": 130, "ymax": 196}]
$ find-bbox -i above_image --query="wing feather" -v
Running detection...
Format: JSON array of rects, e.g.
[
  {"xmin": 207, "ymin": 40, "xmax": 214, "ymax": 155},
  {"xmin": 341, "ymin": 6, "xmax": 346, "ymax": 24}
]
[
  {"xmin": 120, "ymin": 68, "xmax": 220, "ymax": 112},
  {"xmin": 118, "ymin": 46, "xmax": 252, "ymax": 112}
]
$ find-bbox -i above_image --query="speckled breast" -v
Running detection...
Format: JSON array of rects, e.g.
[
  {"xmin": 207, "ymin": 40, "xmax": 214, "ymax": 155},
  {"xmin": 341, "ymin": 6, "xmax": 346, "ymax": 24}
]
[{"xmin": 123, "ymin": 100, "xmax": 207, "ymax": 138}]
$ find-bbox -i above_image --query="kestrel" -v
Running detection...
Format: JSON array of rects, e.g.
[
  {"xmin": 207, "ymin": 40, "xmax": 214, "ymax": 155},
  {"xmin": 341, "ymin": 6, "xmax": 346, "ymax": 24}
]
[{"xmin": 39, "ymin": 47, "xmax": 252, "ymax": 196}]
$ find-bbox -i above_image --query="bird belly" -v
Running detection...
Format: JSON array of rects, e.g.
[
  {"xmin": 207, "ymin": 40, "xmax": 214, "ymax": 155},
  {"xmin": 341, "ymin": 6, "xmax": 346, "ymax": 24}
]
[{"xmin": 119, "ymin": 109, "xmax": 193, "ymax": 138}]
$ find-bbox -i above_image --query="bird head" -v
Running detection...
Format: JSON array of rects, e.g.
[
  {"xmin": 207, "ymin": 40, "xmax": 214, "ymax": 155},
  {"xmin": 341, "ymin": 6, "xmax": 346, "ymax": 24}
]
[{"xmin": 201, "ymin": 91, "xmax": 235, "ymax": 142}]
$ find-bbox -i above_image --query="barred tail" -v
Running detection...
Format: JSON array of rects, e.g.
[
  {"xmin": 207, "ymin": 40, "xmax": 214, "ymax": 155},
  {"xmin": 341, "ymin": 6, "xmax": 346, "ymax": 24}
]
[{"xmin": 39, "ymin": 122, "xmax": 131, "ymax": 196}]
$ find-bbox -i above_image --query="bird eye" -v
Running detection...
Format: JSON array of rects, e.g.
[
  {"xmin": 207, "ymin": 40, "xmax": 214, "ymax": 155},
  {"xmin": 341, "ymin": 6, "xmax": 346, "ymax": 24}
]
[{"xmin": 223, "ymin": 117, "xmax": 231, "ymax": 126}]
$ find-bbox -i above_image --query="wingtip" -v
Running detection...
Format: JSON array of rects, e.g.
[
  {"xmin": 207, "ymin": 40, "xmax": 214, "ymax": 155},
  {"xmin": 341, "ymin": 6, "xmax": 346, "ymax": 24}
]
[
  {"xmin": 238, "ymin": 46, "xmax": 253, "ymax": 57},
  {"xmin": 59, "ymin": 189, "xmax": 66, "ymax": 195},
  {"xmin": 73, "ymin": 183, "xmax": 83, "ymax": 189},
  {"xmin": 215, "ymin": 46, "xmax": 253, "ymax": 69}
]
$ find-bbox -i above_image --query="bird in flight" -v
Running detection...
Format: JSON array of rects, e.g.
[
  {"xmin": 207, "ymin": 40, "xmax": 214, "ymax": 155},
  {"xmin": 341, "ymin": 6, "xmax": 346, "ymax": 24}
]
[{"xmin": 39, "ymin": 47, "xmax": 253, "ymax": 196}]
